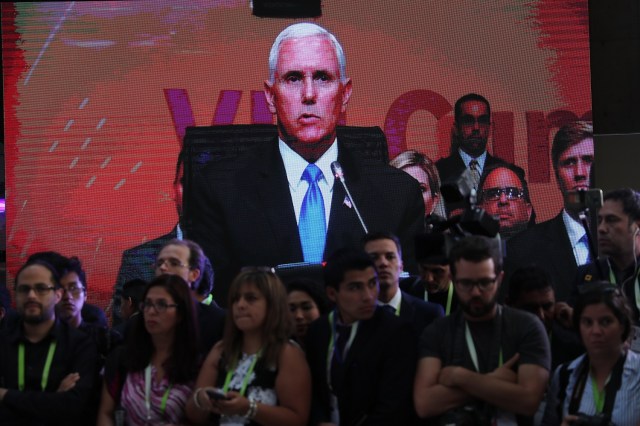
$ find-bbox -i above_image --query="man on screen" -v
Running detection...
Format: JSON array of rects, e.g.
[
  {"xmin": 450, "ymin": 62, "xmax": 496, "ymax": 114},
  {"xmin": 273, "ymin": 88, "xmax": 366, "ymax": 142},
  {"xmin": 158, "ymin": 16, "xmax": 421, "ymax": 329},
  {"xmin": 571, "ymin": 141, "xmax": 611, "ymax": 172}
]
[{"xmin": 189, "ymin": 23, "xmax": 424, "ymax": 304}]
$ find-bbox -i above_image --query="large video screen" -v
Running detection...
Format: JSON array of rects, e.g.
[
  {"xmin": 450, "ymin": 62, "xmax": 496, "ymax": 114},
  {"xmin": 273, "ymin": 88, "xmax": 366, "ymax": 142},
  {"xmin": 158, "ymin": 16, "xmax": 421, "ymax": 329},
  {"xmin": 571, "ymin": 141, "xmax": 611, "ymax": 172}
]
[{"xmin": 2, "ymin": 1, "xmax": 591, "ymax": 313}]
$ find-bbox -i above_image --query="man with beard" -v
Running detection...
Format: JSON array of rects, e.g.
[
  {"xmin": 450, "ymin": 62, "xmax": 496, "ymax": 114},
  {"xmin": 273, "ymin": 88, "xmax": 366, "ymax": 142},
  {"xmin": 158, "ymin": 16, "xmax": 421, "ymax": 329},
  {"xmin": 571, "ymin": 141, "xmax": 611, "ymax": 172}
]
[
  {"xmin": 414, "ymin": 236, "xmax": 550, "ymax": 424},
  {"xmin": 506, "ymin": 121, "xmax": 594, "ymax": 302},
  {"xmin": 478, "ymin": 163, "xmax": 534, "ymax": 240},
  {"xmin": 0, "ymin": 260, "xmax": 99, "ymax": 425},
  {"xmin": 363, "ymin": 232, "xmax": 443, "ymax": 338},
  {"xmin": 436, "ymin": 94, "xmax": 522, "ymax": 216}
]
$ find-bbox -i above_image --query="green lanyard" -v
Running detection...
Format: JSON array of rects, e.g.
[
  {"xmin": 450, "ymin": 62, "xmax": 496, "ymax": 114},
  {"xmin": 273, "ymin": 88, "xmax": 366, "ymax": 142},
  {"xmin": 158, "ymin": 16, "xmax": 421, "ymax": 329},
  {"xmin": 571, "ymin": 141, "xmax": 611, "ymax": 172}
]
[
  {"xmin": 18, "ymin": 341, "xmax": 57, "ymax": 391},
  {"xmin": 222, "ymin": 351, "xmax": 261, "ymax": 396},
  {"xmin": 424, "ymin": 281, "xmax": 454, "ymax": 315},
  {"xmin": 465, "ymin": 322, "xmax": 502, "ymax": 372},
  {"xmin": 325, "ymin": 311, "xmax": 359, "ymax": 391},
  {"xmin": 591, "ymin": 376, "xmax": 606, "ymax": 413},
  {"xmin": 144, "ymin": 364, "xmax": 173, "ymax": 421}
]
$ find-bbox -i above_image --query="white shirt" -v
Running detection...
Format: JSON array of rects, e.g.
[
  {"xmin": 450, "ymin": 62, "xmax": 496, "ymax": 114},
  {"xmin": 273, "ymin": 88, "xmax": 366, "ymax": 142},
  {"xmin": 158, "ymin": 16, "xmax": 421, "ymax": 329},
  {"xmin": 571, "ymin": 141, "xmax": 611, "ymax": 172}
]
[
  {"xmin": 562, "ymin": 209, "xmax": 590, "ymax": 265},
  {"xmin": 279, "ymin": 138, "xmax": 337, "ymax": 227},
  {"xmin": 380, "ymin": 287, "xmax": 402, "ymax": 312},
  {"xmin": 458, "ymin": 148, "xmax": 487, "ymax": 175}
]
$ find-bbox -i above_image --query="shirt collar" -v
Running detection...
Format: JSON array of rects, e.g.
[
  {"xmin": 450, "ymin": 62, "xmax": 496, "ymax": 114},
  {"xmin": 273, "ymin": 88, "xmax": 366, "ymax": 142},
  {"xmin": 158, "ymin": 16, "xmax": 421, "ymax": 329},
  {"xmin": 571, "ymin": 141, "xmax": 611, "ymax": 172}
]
[
  {"xmin": 8, "ymin": 317, "xmax": 60, "ymax": 344},
  {"xmin": 562, "ymin": 209, "xmax": 586, "ymax": 247},
  {"xmin": 458, "ymin": 148, "xmax": 487, "ymax": 172},
  {"xmin": 381, "ymin": 287, "xmax": 402, "ymax": 311},
  {"xmin": 279, "ymin": 138, "xmax": 337, "ymax": 191}
]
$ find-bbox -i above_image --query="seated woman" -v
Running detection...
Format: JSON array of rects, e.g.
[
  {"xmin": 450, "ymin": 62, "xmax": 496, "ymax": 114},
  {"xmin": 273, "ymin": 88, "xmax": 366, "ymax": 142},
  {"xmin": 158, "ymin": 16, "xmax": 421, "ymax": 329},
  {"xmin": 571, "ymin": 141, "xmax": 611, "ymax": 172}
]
[
  {"xmin": 542, "ymin": 281, "xmax": 640, "ymax": 425},
  {"xmin": 186, "ymin": 268, "xmax": 311, "ymax": 426},
  {"xmin": 390, "ymin": 150, "xmax": 446, "ymax": 230},
  {"xmin": 285, "ymin": 278, "xmax": 330, "ymax": 344},
  {"xmin": 97, "ymin": 274, "xmax": 200, "ymax": 426}
]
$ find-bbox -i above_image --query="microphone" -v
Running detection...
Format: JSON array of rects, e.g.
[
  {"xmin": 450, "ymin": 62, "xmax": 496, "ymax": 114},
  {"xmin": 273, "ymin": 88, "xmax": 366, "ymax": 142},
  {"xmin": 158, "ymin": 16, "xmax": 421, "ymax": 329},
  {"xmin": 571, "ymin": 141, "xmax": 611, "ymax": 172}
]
[{"xmin": 331, "ymin": 161, "xmax": 368, "ymax": 234}]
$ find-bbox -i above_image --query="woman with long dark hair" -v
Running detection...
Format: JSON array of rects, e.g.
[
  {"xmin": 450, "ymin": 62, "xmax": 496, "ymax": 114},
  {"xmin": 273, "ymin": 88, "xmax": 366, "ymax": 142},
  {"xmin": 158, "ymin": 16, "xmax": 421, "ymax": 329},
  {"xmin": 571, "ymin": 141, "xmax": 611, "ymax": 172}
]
[
  {"xmin": 542, "ymin": 282, "xmax": 640, "ymax": 425},
  {"xmin": 97, "ymin": 274, "xmax": 200, "ymax": 425},
  {"xmin": 186, "ymin": 268, "xmax": 310, "ymax": 425}
]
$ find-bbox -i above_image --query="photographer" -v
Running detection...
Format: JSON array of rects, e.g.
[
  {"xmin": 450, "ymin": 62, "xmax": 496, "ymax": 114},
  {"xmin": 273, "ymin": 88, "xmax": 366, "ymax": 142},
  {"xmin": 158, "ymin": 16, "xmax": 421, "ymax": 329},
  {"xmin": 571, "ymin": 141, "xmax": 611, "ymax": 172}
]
[{"xmin": 542, "ymin": 282, "xmax": 640, "ymax": 425}]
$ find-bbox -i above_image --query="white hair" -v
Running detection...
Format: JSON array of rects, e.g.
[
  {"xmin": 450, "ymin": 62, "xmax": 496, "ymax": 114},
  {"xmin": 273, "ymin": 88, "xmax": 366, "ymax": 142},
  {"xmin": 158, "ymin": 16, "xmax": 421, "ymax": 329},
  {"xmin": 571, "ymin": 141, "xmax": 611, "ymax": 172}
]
[{"xmin": 268, "ymin": 22, "xmax": 347, "ymax": 83}]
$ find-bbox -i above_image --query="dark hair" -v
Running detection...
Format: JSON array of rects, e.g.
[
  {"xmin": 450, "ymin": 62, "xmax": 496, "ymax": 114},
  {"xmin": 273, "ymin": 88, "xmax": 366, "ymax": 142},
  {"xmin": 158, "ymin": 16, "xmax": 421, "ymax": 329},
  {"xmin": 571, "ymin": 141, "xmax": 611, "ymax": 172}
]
[
  {"xmin": 551, "ymin": 121, "xmax": 593, "ymax": 174},
  {"xmin": 454, "ymin": 93, "xmax": 491, "ymax": 123},
  {"xmin": 478, "ymin": 163, "xmax": 531, "ymax": 203},
  {"xmin": 15, "ymin": 260, "xmax": 61, "ymax": 289},
  {"xmin": 449, "ymin": 236, "xmax": 502, "ymax": 277},
  {"xmin": 61, "ymin": 256, "xmax": 87, "ymax": 290},
  {"xmin": 285, "ymin": 278, "xmax": 331, "ymax": 315},
  {"xmin": 195, "ymin": 255, "xmax": 214, "ymax": 297},
  {"xmin": 573, "ymin": 281, "xmax": 633, "ymax": 342},
  {"xmin": 323, "ymin": 248, "xmax": 376, "ymax": 290},
  {"xmin": 122, "ymin": 278, "xmax": 147, "ymax": 307},
  {"xmin": 160, "ymin": 239, "xmax": 210, "ymax": 290},
  {"xmin": 507, "ymin": 265, "xmax": 553, "ymax": 302},
  {"xmin": 126, "ymin": 274, "xmax": 199, "ymax": 384},
  {"xmin": 27, "ymin": 251, "xmax": 68, "ymax": 277},
  {"xmin": 223, "ymin": 269, "xmax": 292, "ymax": 369},
  {"xmin": 362, "ymin": 231, "xmax": 402, "ymax": 259},
  {"xmin": 603, "ymin": 188, "xmax": 640, "ymax": 222}
]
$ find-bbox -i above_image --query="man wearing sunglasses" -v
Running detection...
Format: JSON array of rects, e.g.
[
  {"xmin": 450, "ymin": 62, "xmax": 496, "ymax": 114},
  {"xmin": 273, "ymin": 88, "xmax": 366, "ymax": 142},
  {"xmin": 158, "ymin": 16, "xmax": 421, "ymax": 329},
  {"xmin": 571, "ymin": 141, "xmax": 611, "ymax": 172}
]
[
  {"xmin": 414, "ymin": 236, "xmax": 550, "ymax": 425},
  {"xmin": 478, "ymin": 163, "xmax": 534, "ymax": 240},
  {"xmin": 0, "ymin": 260, "xmax": 98, "ymax": 425},
  {"xmin": 436, "ymin": 93, "xmax": 524, "ymax": 216}
]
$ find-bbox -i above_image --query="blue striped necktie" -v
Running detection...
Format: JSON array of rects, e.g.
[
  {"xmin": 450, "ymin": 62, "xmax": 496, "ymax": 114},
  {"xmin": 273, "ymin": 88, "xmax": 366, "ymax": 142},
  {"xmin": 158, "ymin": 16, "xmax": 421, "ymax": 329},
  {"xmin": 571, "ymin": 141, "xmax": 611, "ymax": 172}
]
[{"xmin": 299, "ymin": 164, "xmax": 326, "ymax": 263}]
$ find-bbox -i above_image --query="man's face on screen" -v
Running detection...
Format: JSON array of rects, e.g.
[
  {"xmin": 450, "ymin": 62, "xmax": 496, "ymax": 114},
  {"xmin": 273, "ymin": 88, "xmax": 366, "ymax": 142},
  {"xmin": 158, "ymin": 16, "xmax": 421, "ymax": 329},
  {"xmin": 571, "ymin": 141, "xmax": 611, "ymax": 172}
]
[
  {"xmin": 555, "ymin": 137, "xmax": 594, "ymax": 195},
  {"xmin": 455, "ymin": 100, "xmax": 490, "ymax": 158},
  {"xmin": 264, "ymin": 35, "xmax": 352, "ymax": 161}
]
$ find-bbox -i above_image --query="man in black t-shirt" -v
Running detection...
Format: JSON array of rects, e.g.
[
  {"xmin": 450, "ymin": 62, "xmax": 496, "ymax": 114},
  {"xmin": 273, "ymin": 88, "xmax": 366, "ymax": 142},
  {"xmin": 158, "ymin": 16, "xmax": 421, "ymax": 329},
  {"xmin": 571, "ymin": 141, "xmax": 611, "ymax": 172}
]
[{"xmin": 414, "ymin": 236, "xmax": 550, "ymax": 424}]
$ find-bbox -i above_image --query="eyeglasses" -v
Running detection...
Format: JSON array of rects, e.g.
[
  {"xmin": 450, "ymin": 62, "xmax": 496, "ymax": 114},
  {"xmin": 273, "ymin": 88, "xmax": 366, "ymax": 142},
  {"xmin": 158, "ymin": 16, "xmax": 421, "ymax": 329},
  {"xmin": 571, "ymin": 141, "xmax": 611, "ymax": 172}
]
[
  {"xmin": 15, "ymin": 284, "xmax": 57, "ymax": 296},
  {"xmin": 61, "ymin": 285, "xmax": 85, "ymax": 297},
  {"xmin": 459, "ymin": 115, "xmax": 490, "ymax": 127},
  {"xmin": 455, "ymin": 278, "xmax": 497, "ymax": 291},
  {"xmin": 140, "ymin": 300, "xmax": 179, "ymax": 313},
  {"xmin": 481, "ymin": 187, "xmax": 526, "ymax": 201},
  {"xmin": 154, "ymin": 258, "xmax": 188, "ymax": 269}
]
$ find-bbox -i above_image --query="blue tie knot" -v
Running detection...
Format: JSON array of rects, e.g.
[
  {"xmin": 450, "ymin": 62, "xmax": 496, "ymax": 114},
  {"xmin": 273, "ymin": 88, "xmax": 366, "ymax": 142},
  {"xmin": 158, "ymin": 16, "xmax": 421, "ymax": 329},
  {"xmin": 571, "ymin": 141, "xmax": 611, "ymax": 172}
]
[{"xmin": 302, "ymin": 163, "xmax": 323, "ymax": 184}]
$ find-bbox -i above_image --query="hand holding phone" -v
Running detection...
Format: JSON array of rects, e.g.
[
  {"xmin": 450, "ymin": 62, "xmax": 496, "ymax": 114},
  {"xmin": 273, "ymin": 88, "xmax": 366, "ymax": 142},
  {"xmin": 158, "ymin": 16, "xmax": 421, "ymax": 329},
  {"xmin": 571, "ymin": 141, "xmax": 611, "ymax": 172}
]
[{"xmin": 205, "ymin": 388, "xmax": 229, "ymax": 401}]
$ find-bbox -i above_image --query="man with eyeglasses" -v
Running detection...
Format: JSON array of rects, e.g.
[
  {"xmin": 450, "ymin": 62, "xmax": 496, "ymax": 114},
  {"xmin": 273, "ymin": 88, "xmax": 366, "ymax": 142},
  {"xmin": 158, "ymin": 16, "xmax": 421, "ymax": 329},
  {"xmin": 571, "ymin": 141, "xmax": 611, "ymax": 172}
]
[
  {"xmin": 0, "ymin": 260, "xmax": 99, "ymax": 425},
  {"xmin": 478, "ymin": 163, "xmax": 534, "ymax": 240},
  {"xmin": 436, "ymin": 94, "xmax": 525, "ymax": 217},
  {"xmin": 154, "ymin": 239, "xmax": 224, "ymax": 356},
  {"xmin": 414, "ymin": 236, "xmax": 550, "ymax": 424}
]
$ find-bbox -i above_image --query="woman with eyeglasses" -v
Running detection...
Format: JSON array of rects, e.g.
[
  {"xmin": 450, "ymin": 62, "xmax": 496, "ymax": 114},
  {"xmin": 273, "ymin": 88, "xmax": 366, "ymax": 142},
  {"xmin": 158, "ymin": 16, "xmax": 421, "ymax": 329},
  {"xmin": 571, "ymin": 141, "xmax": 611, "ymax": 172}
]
[
  {"xmin": 542, "ymin": 282, "xmax": 640, "ymax": 425},
  {"xmin": 97, "ymin": 274, "xmax": 200, "ymax": 426},
  {"xmin": 186, "ymin": 268, "xmax": 311, "ymax": 426}
]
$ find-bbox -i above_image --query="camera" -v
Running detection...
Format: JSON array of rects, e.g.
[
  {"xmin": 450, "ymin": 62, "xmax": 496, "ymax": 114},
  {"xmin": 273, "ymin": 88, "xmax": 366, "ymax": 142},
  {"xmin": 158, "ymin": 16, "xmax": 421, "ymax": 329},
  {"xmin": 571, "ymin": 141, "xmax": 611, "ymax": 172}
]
[
  {"xmin": 436, "ymin": 405, "xmax": 492, "ymax": 426},
  {"xmin": 572, "ymin": 412, "xmax": 613, "ymax": 426}
]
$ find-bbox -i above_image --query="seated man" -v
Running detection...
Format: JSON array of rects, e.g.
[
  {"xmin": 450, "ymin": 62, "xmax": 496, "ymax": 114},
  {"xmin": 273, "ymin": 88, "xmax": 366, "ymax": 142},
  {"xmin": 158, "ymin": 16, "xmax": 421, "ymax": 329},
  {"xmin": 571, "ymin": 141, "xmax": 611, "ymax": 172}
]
[
  {"xmin": 111, "ymin": 278, "xmax": 146, "ymax": 338},
  {"xmin": 506, "ymin": 265, "xmax": 583, "ymax": 370},
  {"xmin": 414, "ymin": 236, "xmax": 550, "ymax": 424},
  {"xmin": 0, "ymin": 260, "xmax": 99, "ymax": 425},
  {"xmin": 363, "ymin": 231, "xmax": 443, "ymax": 338},
  {"xmin": 402, "ymin": 233, "xmax": 458, "ymax": 315},
  {"xmin": 305, "ymin": 248, "xmax": 417, "ymax": 425}
]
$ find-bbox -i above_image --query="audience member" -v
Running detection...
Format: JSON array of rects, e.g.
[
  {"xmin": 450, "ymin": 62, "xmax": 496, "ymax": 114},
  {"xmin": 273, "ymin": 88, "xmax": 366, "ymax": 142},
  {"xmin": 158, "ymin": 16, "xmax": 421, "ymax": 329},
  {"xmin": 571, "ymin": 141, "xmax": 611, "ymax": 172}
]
[
  {"xmin": 390, "ymin": 150, "xmax": 447, "ymax": 230},
  {"xmin": 285, "ymin": 278, "xmax": 330, "ymax": 344},
  {"xmin": 414, "ymin": 236, "xmax": 550, "ymax": 424},
  {"xmin": 478, "ymin": 163, "xmax": 534, "ymax": 239},
  {"xmin": 98, "ymin": 274, "xmax": 200, "ymax": 426},
  {"xmin": 112, "ymin": 278, "xmax": 146, "ymax": 338},
  {"xmin": 573, "ymin": 188, "xmax": 640, "ymax": 325},
  {"xmin": 507, "ymin": 265, "xmax": 583, "ymax": 370},
  {"xmin": 0, "ymin": 260, "xmax": 99, "ymax": 425},
  {"xmin": 402, "ymin": 233, "xmax": 458, "ymax": 315},
  {"xmin": 363, "ymin": 232, "xmax": 443, "ymax": 338},
  {"xmin": 189, "ymin": 22, "xmax": 424, "ymax": 305},
  {"xmin": 542, "ymin": 282, "xmax": 640, "ymax": 425},
  {"xmin": 305, "ymin": 248, "xmax": 416, "ymax": 425},
  {"xmin": 186, "ymin": 268, "xmax": 310, "ymax": 426},
  {"xmin": 507, "ymin": 121, "xmax": 594, "ymax": 302}
]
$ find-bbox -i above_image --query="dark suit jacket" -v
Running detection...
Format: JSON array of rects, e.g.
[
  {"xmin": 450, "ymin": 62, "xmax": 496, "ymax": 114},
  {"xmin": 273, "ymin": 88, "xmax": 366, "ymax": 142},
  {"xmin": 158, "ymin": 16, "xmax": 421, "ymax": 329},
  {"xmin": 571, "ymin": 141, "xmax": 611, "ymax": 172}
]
[
  {"xmin": 398, "ymin": 290, "xmax": 444, "ymax": 338},
  {"xmin": 189, "ymin": 139, "xmax": 424, "ymax": 305},
  {"xmin": 505, "ymin": 212, "xmax": 577, "ymax": 302},
  {"xmin": 304, "ymin": 307, "xmax": 417, "ymax": 426},
  {"xmin": 111, "ymin": 228, "xmax": 177, "ymax": 324}
]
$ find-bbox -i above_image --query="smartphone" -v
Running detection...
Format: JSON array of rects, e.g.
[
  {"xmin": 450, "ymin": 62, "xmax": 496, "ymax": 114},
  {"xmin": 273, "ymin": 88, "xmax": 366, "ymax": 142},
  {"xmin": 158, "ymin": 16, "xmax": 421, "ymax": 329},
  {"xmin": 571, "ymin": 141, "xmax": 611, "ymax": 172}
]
[
  {"xmin": 564, "ymin": 189, "xmax": 603, "ymax": 211},
  {"xmin": 205, "ymin": 388, "xmax": 229, "ymax": 401}
]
